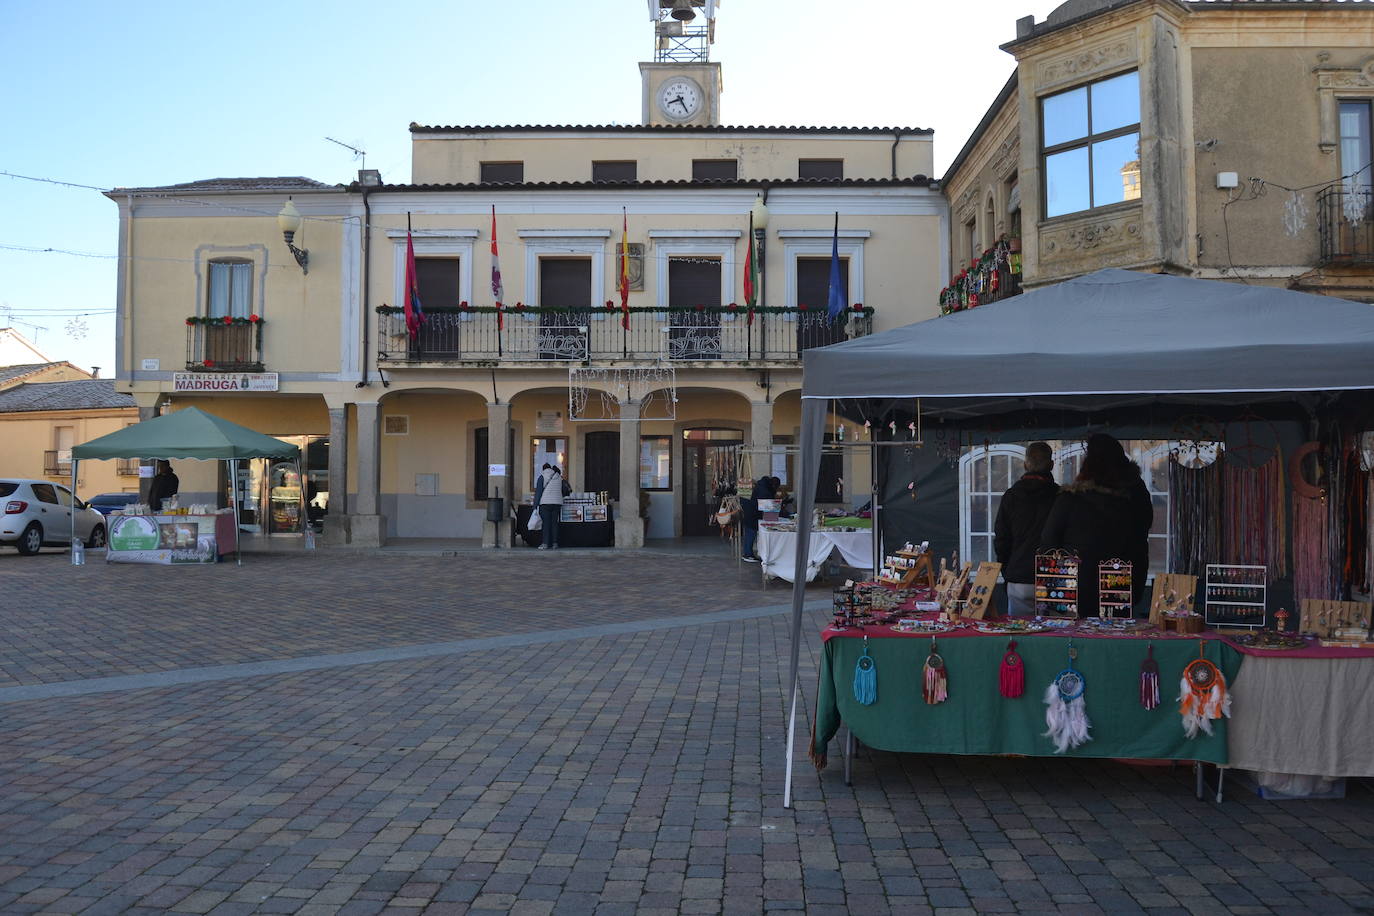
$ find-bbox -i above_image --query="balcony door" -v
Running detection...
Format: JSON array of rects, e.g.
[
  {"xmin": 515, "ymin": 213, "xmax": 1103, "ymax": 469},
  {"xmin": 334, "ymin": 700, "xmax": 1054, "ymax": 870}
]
[
  {"xmin": 414, "ymin": 257, "xmax": 461, "ymax": 357},
  {"xmin": 796, "ymin": 258, "xmax": 850, "ymax": 351},
  {"xmin": 668, "ymin": 258, "xmax": 722, "ymax": 359},
  {"xmin": 539, "ymin": 258, "xmax": 590, "ymax": 359}
]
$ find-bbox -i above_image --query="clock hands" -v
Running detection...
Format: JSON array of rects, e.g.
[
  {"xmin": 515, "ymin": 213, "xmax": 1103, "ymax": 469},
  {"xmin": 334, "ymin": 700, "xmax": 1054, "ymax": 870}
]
[{"xmin": 671, "ymin": 94, "xmax": 688, "ymax": 112}]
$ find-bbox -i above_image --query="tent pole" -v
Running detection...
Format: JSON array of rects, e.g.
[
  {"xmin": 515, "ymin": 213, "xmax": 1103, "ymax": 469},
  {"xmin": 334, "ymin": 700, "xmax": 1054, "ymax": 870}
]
[
  {"xmin": 231, "ymin": 458, "xmax": 241, "ymax": 567},
  {"xmin": 71, "ymin": 459, "xmax": 79, "ymax": 562},
  {"xmin": 783, "ymin": 397, "xmax": 827, "ymax": 809},
  {"xmin": 871, "ymin": 439, "xmax": 880, "ymax": 576}
]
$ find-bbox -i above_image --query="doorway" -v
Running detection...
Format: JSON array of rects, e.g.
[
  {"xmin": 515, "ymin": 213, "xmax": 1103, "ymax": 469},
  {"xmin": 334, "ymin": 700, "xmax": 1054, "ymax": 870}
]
[{"xmin": 682, "ymin": 428, "xmax": 741, "ymax": 536}]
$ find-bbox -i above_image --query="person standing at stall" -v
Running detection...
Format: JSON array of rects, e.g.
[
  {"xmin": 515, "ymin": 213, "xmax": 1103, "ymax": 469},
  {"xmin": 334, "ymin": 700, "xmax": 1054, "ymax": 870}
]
[
  {"xmin": 1040, "ymin": 433, "xmax": 1152, "ymax": 616},
  {"xmin": 149, "ymin": 460, "xmax": 179, "ymax": 512},
  {"xmin": 739, "ymin": 475, "xmax": 777, "ymax": 564},
  {"xmin": 536, "ymin": 464, "xmax": 565, "ymax": 550},
  {"xmin": 993, "ymin": 442, "xmax": 1059, "ymax": 616}
]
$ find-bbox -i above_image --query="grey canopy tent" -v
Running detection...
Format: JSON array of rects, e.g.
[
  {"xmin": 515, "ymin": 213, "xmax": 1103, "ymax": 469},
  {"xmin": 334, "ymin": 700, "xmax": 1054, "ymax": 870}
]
[
  {"xmin": 782, "ymin": 268, "xmax": 1374, "ymax": 805},
  {"xmin": 70, "ymin": 406, "xmax": 302, "ymax": 565}
]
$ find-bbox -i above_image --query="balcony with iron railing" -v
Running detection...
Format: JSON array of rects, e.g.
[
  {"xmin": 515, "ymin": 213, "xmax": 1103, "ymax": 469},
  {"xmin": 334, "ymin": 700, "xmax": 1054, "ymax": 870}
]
[
  {"xmin": 375, "ymin": 304, "xmax": 874, "ymax": 365},
  {"xmin": 185, "ymin": 316, "xmax": 265, "ymax": 371},
  {"xmin": 939, "ymin": 236, "xmax": 1023, "ymax": 315},
  {"xmin": 43, "ymin": 450, "xmax": 71, "ymax": 477},
  {"xmin": 117, "ymin": 458, "xmax": 140, "ymax": 477},
  {"xmin": 1318, "ymin": 183, "xmax": 1374, "ymax": 265}
]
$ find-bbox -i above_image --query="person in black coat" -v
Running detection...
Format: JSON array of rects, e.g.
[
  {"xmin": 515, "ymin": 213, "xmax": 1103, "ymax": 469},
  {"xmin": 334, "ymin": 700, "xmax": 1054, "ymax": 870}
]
[
  {"xmin": 739, "ymin": 475, "xmax": 777, "ymax": 563},
  {"xmin": 993, "ymin": 442, "xmax": 1059, "ymax": 616},
  {"xmin": 148, "ymin": 460, "xmax": 179, "ymax": 512},
  {"xmin": 1040, "ymin": 433, "xmax": 1153, "ymax": 617}
]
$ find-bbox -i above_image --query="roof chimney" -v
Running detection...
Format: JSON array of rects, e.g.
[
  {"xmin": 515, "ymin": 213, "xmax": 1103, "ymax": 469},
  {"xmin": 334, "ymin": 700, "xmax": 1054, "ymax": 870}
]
[{"xmin": 90, "ymin": 366, "xmax": 100, "ymax": 378}]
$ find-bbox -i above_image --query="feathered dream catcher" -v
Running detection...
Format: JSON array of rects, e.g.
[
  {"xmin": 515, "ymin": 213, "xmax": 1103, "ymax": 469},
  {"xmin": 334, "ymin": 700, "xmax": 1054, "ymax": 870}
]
[
  {"xmin": 1179, "ymin": 643, "xmax": 1231, "ymax": 738},
  {"xmin": 1043, "ymin": 642, "xmax": 1091, "ymax": 753}
]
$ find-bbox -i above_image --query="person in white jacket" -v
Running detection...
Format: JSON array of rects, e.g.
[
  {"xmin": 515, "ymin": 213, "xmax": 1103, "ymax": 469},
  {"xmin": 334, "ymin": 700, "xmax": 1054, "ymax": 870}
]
[{"xmin": 536, "ymin": 464, "xmax": 565, "ymax": 549}]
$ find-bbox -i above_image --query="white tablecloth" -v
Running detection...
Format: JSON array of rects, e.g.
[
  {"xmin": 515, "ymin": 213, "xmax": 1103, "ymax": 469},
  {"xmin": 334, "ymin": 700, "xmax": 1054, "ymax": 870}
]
[{"xmin": 758, "ymin": 526, "xmax": 874, "ymax": 583}]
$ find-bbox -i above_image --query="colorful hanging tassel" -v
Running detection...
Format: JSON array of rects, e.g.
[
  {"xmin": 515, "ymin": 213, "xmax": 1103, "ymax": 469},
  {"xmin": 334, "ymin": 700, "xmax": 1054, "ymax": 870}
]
[
  {"xmin": 923, "ymin": 637, "xmax": 948, "ymax": 704},
  {"xmin": 1179, "ymin": 644, "xmax": 1230, "ymax": 738},
  {"xmin": 999, "ymin": 639, "xmax": 1025, "ymax": 698},
  {"xmin": 852, "ymin": 636, "xmax": 877, "ymax": 706},
  {"xmin": 1140, "ymin": 643, "xmax": 1160, "ymax": 710},
  {"xmin": 1043, "ymin": 642, "xmax": 1091, "ymax": 753}
]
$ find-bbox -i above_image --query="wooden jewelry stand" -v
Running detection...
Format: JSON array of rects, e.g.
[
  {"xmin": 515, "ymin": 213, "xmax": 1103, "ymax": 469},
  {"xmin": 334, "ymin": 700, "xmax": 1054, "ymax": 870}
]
[
  {"xmin": 1299, "ymin": 599, "xmax": 1373, "ymax": 638},
  {"xmin": 1149, "ymin": 573, "xmax": 1199, "ymax": 628},
  {"xmin": 878, "ymin": 549, "xmax": 935, "ymax": 588},
  {"xmin": 963, "ymin": 561, "xmax": 1002, "ymax": 620}
]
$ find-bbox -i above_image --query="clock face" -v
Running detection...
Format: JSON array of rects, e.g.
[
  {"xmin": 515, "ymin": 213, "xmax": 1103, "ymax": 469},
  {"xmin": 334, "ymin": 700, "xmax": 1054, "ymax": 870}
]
[{"xmin": 658, "ymin": 78, "xmax": 703, "ymax": 121}]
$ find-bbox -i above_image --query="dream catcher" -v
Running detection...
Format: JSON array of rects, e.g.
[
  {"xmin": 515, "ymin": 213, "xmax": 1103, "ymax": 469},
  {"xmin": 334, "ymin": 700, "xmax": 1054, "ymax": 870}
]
[
  {"xmin": 922, "ymin": 637, "xmax": 948, "ymax": 704},
  {"xmin": 999, "ymin": 640, "xmax": 1025, "ymax": 699},
  {"xmin": 1043, "ymin": 642, "xmax": 1090, "ymax": 753},
  {"xmin": 1179, "ymin": 643, "xmax": 1230, "ymax": 738},
  {"xmin": 1139, "ymin": 643, "xmax": 1160, "ymax": 710},
  {"xmin": 852, "ymin": 636, "xmax": 877, "ymax": 706}
]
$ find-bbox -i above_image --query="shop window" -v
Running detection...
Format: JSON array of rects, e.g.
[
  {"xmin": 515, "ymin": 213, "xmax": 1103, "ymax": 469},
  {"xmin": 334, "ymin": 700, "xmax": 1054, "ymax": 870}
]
[
  {"xmin": 592, "ymin": 160, "xmax": 637, "ymax": 183},
  {"xmin": 208, "ymin": 260, "xmax": 252, "ymax": 318},
  {"xmin": 692, "ymin": 159, "xmax": 738, "ymax": 181},
  {"xmin": 583, "ymin": 430, "xmax": 620, "ymax": 499},
  {"xmin": 474, "ymin": 427, "xmax": 489, "ymax": 500},
  {"xmin": 1041, "ymin": 69, "xmax": 1141, "ymax": 218},
  {"xmin": 799, "ymin": 158, "xmax": 843, "ymax": 180},
  {"xmin": 480, "ymin": 161, "xmax": 524, "ymax": 184},
  {"xmin": 640, "ymin": 436, "xmax": 671, "ymax": 490}
]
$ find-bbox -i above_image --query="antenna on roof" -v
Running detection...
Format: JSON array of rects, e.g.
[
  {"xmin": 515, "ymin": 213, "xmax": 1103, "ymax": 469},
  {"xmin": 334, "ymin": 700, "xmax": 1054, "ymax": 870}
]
[{"xmin": 324, "ymin": 136, "xmax": 366, "ymax": 171}]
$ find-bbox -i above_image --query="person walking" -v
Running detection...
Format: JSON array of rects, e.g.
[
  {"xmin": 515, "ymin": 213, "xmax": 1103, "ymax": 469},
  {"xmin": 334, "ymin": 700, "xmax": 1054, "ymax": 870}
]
[
  {"xmin": 148, "ymin": 460, "xmax": 180, "ymax": 512},
  {"xmin": 993, "ymin": 442, "xmax": 1059, "ymax": 616},
  {"xmin": 1040, "ymin": 433, "xmax": 1153, "ymax": 616},
  {"xmin": 536, "ymin": 463, "xmax": 565, "ymax": 550}
]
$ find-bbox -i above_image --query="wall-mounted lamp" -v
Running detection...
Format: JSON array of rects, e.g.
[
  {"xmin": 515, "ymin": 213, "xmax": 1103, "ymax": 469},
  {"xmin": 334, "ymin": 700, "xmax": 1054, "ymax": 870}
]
[{"xmin": 276, "ymin": 197, "xmax": 309, "ymax": 274}]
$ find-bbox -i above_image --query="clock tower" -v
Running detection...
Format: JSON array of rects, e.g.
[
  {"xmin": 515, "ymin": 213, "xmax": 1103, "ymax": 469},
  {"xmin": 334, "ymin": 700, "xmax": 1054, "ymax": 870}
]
[{"xmin": 641, "ymin": 0, "xmax": 722, "ymax": 126}]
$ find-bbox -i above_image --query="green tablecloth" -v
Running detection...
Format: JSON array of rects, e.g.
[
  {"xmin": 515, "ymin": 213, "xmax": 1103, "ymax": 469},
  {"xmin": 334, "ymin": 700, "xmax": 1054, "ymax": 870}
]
[{"xmin": 814, "ymin": 631, "xmax": 1243, "ymax": 765}]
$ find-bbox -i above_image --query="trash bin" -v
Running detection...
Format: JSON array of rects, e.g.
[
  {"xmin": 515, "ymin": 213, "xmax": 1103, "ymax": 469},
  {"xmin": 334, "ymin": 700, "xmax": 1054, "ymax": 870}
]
[{"xmin": 486, "ymin": 496, "xmax": 504, "ymax": 522}]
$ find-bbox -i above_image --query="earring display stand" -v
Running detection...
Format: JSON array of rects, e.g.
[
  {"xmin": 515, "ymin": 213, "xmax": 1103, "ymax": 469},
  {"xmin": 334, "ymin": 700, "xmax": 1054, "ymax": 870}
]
[
  {"xmin": 1035, "ymin": 549, "xmax": 1079, "ymax": 618},
  {"xmin": 964, "ymin": 561, "xmax": 1002, "ymax": 620},
  {"xmin": 1098, "ymin": 559, "xmax": 1133, "ymax": 619},
  {"xmin": 1149, "ymin": 573, "xmax": 1199, "ymax": 627},
  {"xmin": 1204, "ymin": 563, "xmax": 1267, "ymax": 628},
  {"xmin": 878, "ymin": 548, "xmax": 936, "ymax": 589}
]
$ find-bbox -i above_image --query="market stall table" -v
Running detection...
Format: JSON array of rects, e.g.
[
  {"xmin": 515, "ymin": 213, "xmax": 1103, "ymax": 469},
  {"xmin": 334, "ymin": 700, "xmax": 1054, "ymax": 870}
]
[
  {"xmin": 759, "ymin": 524, "xmax": 873, "ymax": 583},
  {"xmin": 106, "ymin": 512, "xmax": 238, "ymax": 564},
  {"xmin": 813, "ymin": 624, "xmax": 1241, "ymax": 770},
  {"xmin": 514, "ymin": 504, "xmax": 614, "ymax": 548}
]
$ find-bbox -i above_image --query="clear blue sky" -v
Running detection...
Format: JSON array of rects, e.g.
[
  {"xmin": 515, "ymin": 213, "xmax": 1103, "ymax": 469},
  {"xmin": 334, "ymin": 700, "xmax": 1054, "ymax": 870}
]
[{"xmin": 1, "ymin": 0, "xmax": 1062, "ymax": 374}]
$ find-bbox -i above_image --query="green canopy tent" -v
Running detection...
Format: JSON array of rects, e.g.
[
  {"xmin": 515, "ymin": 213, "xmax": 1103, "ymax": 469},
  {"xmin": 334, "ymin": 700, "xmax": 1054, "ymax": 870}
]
[{"xmin": 71, "ymin": 406, "xmax": 302, "ymax": 565}]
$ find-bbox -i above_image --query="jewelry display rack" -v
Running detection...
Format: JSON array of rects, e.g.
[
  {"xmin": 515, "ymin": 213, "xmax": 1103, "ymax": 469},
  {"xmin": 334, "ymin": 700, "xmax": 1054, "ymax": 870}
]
[
  {"xmin": 877, "ymin": 547, "xmax": 935, "ymax": 588},
  {"xmin": 1097, "ymin": 558, "xmax": 1133, "ymax": 619},
  {"xmin": 1204, "ymin": 563, "xmax": 1267, "ymax": 628},
  {"xmin": 1035, "ymin": 549, "xmax": 1079, "ymax": 617}
]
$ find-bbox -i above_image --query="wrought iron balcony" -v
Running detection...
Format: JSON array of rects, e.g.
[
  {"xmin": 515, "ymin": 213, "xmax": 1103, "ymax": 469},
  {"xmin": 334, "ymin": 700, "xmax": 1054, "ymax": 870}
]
[
  {"xmin": 375, "ymin": 305, "xmax": 873, "ymax": 364},
  {"xmin": 185, "ymin": 317, "xmax": 265, "ymax": 371},
  {"xmin": 1318, "ymin": 183, "xmax": 1374, "ymax": 264},
  {"xmin": 43, "ymin": 450, "xmax": 71, "ymax": 476},
  {"xmin": 116, "ymin": 458, "xmax": 140, "ymax": 477}
]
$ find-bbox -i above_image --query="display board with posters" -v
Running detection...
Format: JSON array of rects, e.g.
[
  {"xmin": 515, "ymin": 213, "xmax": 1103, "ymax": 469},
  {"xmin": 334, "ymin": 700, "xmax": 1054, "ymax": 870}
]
[{"xmin": 106, "ymin": 513, "xmax": 237, "ymax": 565}]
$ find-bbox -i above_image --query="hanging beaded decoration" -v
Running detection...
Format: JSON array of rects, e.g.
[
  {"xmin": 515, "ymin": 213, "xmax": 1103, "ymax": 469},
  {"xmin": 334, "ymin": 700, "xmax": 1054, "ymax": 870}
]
[
  {"xmin": 1139, "ymin": 643, "xmax": 1160, "ymax": 710},
  {"xmin": 852, "ymin": 635, "xmax": 877, "ymax": 706},
  {"xmin": 1179, "ymin": 642, "xmax": 1230, "ymax": 738},
  {"xmin": 999, "ymin": 639, "xmax": 1025, "ymax": 699},
  {"xmin": 1043, "ymin": 642, "xmax": 1091, "ymax": 753},
  {"xmin": 923, "ymin": 636, "xmax": 948, "ymax": 704}
]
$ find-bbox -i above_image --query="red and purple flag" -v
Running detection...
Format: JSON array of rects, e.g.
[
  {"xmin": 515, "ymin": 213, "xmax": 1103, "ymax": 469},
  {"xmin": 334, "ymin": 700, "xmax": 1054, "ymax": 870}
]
[
  {"xmin": 404, "ymin": 224, "xmax": 425, "ymax": 339},
  {"xmin": 490, "ymin": 205, "xmax": 503, "ymax": 303}
]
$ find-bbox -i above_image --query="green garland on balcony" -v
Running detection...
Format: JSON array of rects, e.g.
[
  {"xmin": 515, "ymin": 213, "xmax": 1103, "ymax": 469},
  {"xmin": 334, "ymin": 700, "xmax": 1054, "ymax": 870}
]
[
  {"xmin": 938, "ymin": 235, "xmax": 1021, "ymax": 316},
  {"xmin": 185, "ymin": 315, "xmax": 265, "ymax": 326},
  {"xmin": 375, "ymin": 302, "xmax": 872, "ymax": 316}
]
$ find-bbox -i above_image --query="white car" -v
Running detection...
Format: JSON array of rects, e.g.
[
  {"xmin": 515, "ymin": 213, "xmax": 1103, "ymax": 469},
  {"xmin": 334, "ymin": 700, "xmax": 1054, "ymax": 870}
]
[{"xmin": 1, "ymin": 479, "xmax": 107, "ymax": 555}]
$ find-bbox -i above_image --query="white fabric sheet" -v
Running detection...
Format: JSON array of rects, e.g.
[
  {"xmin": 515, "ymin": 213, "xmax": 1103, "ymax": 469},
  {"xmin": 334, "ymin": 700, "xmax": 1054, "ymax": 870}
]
[
  {"xmin": 759, "ymin": 526, "xmax": 874, "ymax": 583},
  {"xmin": 1227, "ymin": 655, "xmax": 1374, "ymax": 778}
]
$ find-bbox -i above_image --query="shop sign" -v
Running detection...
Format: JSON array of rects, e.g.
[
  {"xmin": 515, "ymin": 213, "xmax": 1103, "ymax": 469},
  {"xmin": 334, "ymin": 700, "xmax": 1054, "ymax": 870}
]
[
  {"xmin": 488, "ymin": 463, "xmax": 508, "ymax": 477},
  {"xmin": 109, "ymin": 515, "xmax": 160, "ymax": 550},
  {"xmin": 172, "ymin": 372, "xmax": 279, "ymax": 392}
]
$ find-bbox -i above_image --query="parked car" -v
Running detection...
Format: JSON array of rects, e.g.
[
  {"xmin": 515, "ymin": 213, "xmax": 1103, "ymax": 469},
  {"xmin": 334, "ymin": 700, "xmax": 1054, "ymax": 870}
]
[
  {"xmin": 87, "ymin": 492, "xmax": 140, "ymax": 516},
  {"xmin": 0, "ymin": 479, "xmax": 106, "ymax": 555}
]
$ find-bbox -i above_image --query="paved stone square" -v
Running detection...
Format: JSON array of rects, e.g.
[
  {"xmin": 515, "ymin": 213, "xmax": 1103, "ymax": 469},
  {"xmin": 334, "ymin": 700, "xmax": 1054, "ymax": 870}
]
[{"xmin": 2, "ymin": 548, "xmax": 1372, "ymax": 914}]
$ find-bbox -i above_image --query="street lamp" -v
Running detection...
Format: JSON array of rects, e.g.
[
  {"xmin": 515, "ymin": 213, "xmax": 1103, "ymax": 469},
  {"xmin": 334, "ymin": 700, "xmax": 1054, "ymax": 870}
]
[{"xmin": 276, "ymin": 197, "xmax": 310, "ymax": 274}]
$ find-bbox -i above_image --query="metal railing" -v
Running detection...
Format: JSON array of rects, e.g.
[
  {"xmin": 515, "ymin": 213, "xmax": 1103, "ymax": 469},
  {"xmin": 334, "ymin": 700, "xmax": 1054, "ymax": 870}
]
[
  {"xmin": 43, "ymin": 450, "xmax": 71, "ymax": 476},
  {"xmin": 186, "ymin": 321, "xmax": 264, "ymax": 371},
  {"xmin": 1318, "ymin": 183, "xmax": 1374, "ymax": 264},
  {"xmin": 376, "ymin": 307, "xmax": 873, "ymax": 364}
]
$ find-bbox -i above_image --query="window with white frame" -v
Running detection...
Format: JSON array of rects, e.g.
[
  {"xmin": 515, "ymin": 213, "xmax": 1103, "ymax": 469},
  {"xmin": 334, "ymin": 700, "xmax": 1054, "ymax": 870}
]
[{"xmin": 208, "ymin": 260, "xmax": 252, "ymax": 318}]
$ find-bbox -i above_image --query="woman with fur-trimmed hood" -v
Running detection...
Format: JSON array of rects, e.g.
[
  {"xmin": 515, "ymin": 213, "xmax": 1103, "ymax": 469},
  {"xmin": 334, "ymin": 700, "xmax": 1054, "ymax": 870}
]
[{"xmin": 1040, "ymin": 433, "xmax": 1153, "ymax": 616}]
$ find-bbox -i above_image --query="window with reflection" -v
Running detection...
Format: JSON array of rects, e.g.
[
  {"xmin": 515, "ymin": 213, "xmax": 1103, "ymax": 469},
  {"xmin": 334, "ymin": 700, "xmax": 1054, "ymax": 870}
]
[{"xmin": 1041, "ymin": 70, "xmax": 1141, "ymax": 218}]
